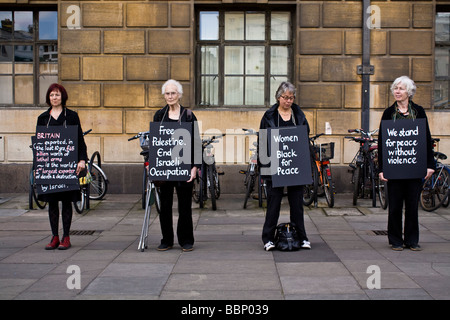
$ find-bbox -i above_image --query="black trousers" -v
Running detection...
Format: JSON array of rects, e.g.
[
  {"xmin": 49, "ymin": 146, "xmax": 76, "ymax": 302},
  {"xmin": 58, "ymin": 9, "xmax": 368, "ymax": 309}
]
[
  {"xmin": 387, "ymin": 179, "xmax": 422, "ymax": 247},
  {"xmin": 48, "ymin": 199, "xmax": 73, "ymax": 237},
  {"xmin": 159, "ymin": 181, "xmax": 194, "ymax": 247},
  {"xmin": 262, "ymin": 180, "xmax": 308, "ymax": 244}
]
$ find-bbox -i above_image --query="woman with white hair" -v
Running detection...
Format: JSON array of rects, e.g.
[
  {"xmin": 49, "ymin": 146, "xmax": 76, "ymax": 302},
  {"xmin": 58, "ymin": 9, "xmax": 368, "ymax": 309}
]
[
  {"xmin": 378, "ymin": 76, "xmax": 435, "ymax": 251},
  {"xmin": 152, "ymin": 79, "xmax": 199, "ymax": 252}
]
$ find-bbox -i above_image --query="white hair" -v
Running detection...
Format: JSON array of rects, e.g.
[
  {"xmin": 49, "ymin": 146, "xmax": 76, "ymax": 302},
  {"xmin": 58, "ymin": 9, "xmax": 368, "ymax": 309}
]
[
  {"xmin": 161, "ymin": 79, "xmax": 183, "ymax": 98},
  {"xmin": 390, "ymin": 76, "xmax": 416, "ymax": 98}
]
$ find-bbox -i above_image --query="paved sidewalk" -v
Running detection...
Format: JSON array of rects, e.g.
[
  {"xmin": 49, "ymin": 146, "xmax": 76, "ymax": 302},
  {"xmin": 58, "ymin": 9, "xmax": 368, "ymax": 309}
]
[{"xmin": 0, "ymin": 192, "xmax": 449, "ymax": 300}]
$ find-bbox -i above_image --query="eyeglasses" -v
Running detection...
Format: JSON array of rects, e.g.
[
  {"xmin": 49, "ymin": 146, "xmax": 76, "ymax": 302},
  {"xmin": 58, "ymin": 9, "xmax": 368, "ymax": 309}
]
[
  {"xmin": 164, "ymin": 91, "xmax": 178, "ymax": 96},
  {"xmin": 280, "ymin": 95, "xmax": 295, "ymax": 101}
]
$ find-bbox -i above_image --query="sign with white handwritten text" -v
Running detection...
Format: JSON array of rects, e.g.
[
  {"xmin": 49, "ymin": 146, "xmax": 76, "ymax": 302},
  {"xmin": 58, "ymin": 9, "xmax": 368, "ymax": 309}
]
[
  {"xmin": 148, "ymin": 122, "xmax": 192, "ymax": 181},
  {"xmin": 381, "ymin": 119, "xmax": 427, "ymax": 179},
  {"xmin": 266, "ymin": 126, "xmax": 312, "ymax": 188},
  {"xmin": 33, "ymin": 126, "xmax": 79, "ymax": 194}
]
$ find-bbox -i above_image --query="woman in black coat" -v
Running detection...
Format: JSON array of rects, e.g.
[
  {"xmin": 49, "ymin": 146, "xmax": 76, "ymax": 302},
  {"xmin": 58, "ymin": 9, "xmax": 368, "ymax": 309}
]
[
  {"xmin": 36, "ymin": 83, "xmax": 88, "ymax": 250},
  {"xmin": 259, "ymin": 81, "xmax": 311, "ymax": 251},
  {"xmin": 153, "ymin": 79, "xmax": 200, "ymax": 252},
  {"xmin": 378, "ymin": 76, "xmax": 435, "ymax": 251}
]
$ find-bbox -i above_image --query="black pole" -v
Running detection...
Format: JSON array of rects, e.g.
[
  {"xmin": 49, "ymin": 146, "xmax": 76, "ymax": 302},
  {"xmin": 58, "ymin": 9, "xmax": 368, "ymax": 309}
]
[{"xmin": 359, "ymin": 0, "xmax": 374, "ymax": 132}]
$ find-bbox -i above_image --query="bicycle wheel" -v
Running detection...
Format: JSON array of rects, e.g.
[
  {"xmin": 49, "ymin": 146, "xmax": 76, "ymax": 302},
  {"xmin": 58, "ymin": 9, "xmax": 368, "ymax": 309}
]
[
  {"xmin": 420, "ymin": 170, "xmax": 448, "ymax": 211},
  {"xmin": 154, "ymin": 186, "xmax": 161, "ymax": 214},
  {"xmin": 192, "ymin": 172, "xmax": 200, "ymax": 203},
  {"xmin": 89, "ymin": 162, "xmax": 108, "ymax": 200},
  {"xmin": 352, "ymin": 165, "xmax": 362, "ymax": 205},
  {"xmin": 303, "ymin": 158, "xmax": 318, "ymax": 206},
  {"xmin": 369, "ymin": 161, "xmax": 377, "ymax": 207},
  {"xmin": 74, "ymin": 188, "xmax": 86, "ymax": 214},
  {"xmin": 29, "ymin": 167, "xmax": 47, "ymax": 210},
  {"xmin": 243, "ymin": 172, "xmax": 255, "ymax": 209},
  {"xmin": 377, "ymin": 179, "xmax": 388, "ymax": 209},
  {"xmin": 199, "ymin": 168, "xmax": 204, "ymax": 208},
  {"xmin": 208, "ymin": 166, "xmax": 217, "ymax": 210},
  {"xmin": 322, "ymin": 165, "xmax": 335, "ymax": 208},
  {"xmin": 257, "ymin": 171, "xmax": 264, "ymax": 208},
  {"xmin": 213, "ymin": 165, "xmax": 221, "ymax": 199}
]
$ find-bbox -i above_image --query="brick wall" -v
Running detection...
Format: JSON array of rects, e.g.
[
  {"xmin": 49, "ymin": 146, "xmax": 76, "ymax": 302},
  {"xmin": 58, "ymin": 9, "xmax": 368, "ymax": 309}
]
[{"xmin": 1, "ymin": 0, "xmax": 449, "ymax": 194}]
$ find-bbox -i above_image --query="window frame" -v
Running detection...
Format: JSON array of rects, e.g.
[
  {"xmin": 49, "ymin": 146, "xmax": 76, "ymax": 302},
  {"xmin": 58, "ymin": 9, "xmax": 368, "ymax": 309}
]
[
  {"xmin": 434, "ymin": 5, "xmax": 450, "ymax": 110},
  {"xmin": 195, "ymin": 6, "xmax": 295, "ymax": 109},
  {"xmin": 0, "ymin": 5, "xmax": 58, "ymax": 107}
]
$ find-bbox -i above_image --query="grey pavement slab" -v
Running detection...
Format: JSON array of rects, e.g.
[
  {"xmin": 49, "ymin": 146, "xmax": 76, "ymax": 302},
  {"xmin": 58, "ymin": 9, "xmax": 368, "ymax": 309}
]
[{"xmin": 0, "ymin": 192, "xmax": 449, "ymax": 301}]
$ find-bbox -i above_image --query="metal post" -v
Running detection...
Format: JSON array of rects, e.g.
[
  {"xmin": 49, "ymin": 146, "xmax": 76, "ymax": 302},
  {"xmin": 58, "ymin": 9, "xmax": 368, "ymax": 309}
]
[{"xmin": 358, "ymin": 0, "xmax": 374, "ymax": 132}]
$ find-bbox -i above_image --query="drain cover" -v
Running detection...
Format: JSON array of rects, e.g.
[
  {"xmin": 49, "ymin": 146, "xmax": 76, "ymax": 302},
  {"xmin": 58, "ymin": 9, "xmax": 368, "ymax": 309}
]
[
  {"xmin": 69, "ymin": 230, "xmax": 100, "ymax": 236},
  {"xmin": 371, "ymin": 230, "xmax": 388, "ymax": 236}
]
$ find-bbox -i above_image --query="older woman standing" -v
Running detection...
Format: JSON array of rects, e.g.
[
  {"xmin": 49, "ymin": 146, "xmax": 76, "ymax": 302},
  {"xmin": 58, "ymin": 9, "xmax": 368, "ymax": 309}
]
[
  {"xmin": 153, "ymin": 79, "xmax": 199, "ymax": 252},
  {"xmin": 36, "ymin": 83, "xmax": 88, "ymax": 250},
  {"xmin": 259, "ymin": 81, "xmax": 311, "ymax": 251},
  {"xmin": 378, "ymin": 76, "xmax": 435, "ymax": 251}
]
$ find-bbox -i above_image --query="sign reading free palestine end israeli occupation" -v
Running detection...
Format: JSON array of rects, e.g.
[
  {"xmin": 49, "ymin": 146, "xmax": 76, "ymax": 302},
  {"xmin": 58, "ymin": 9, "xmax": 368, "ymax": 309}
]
[{"xmin": 148, "ymin": 122, "xmax": 192, "ymax": 181}]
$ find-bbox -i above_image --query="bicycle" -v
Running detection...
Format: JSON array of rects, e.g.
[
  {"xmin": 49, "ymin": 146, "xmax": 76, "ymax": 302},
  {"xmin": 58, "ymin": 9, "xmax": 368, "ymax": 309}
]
[
  {"xmin": 308, "ymin": 133, "xmax": 336, "ymax": 208},
  {"xmin": 128, "ymin": 131, "xmax": 161, "ymax": 214},
  {"xmin": 73, "ymin": 129, "xmax": 109, "ymax": 214},
  {"xmin": 420, "ymin": 138, "xmax": 450, "ymax": 211},
  {"xmin": 346, "ymin": 128, "xmax": 383, "ymax": 208},
  {"xmin": 239, "ymin": 128, "xmax": 266, "ymax": 209},
  {"xmin": 303, "ymin": 138, "xmax": 319, "ymax": 207},
  {"xmin": 192, "ymin": 134, "xmax": 225, "ymax": 211}
]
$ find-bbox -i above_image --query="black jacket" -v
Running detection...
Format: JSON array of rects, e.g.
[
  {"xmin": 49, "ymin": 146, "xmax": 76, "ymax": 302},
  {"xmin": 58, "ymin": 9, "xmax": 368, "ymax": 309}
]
[
  {"xmin": 36, "ymin": 107, "xmax": 88, "ymax": 162},
  {"xmin": 378, "ymin": 101, "xmax": 435, "ymax": 173},
  {"xmin": 258, "ymin": 103, "xmax": 310, "ymax": 178}
]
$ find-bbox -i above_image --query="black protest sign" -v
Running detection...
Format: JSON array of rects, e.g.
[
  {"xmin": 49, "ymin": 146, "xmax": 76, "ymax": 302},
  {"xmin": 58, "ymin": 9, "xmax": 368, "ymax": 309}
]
[
  {"xmin": 148, "ymin": 122, "xmax": 192, "ymax": 181},
  {"xmin": 33, "ymin": 125, "xmax": 79, "ymax": 194},
  {"xmin": 262, "ymin": 126, "xmax": 312, "ymax": 188},
  {"xmin": 381, "ymin": 119, "xmax": 427, "ymax": 179}
]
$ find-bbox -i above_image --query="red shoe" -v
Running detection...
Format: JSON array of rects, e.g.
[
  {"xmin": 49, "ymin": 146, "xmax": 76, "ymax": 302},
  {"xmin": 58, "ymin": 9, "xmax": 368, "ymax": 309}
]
[
  {"xmin": 58, "ymin": 236, "xmax": 71, "ymax": 250},
  {"xmin": 45, "ymin": 236, "xmax": 60, "ymax": 250}
]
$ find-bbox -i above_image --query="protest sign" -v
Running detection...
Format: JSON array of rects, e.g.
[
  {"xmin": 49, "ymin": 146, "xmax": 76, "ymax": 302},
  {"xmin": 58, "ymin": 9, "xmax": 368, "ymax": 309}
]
[
  {"xmin": 33, "ymin": 125, "xmax": 79, "ymax": 194},
  {"xmin": 381, "ymin": 119, "xmax": 427, "ymax": 179},
  {"xmin": 148, "ymin": 122, "xmax": 193, "ymax": 181},
  {"xmin": 260, "ymin": 126, "xmax": 312, "ymax": 187}
]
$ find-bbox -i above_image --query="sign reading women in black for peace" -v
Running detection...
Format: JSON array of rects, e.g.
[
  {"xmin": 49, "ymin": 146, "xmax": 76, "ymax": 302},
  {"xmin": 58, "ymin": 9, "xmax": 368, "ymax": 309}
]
[
  {"xmin": 33, "ymin": 126, "xmax": 79, "ymax": 194},
  {"xmin": 260, "ymin": 126, "xmax": 312, "ymax": 187},
  {"xmin": 148, "ymin": 122, "xmax": 193, "ymax": 181},
  {"xmin": 381, "ymin": 119, "xmax": 427, "ymax": 179}
]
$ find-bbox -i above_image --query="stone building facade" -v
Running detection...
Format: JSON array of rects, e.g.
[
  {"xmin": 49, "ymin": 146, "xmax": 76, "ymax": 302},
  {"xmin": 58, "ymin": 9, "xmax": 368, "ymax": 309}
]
[{"xmin": 0, "ymin": 0, "xmax": 449, "ymax": 193}]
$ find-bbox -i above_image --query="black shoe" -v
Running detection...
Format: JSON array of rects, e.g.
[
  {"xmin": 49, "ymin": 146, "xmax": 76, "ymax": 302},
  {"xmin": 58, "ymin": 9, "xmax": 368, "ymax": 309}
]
[
  {"xmin": 182, "ymin": 244, "xmax": 194, "ymax": 252},
  {"xmin": 157, "ymin": 243, "xmax": 173, "ymax": 251}
]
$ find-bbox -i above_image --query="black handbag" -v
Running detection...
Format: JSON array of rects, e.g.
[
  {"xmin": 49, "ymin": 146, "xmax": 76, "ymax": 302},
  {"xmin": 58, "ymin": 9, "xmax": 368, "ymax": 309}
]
[{"xmin": 275, "ymin": 223, "xmax": 301, "ymax": 251}]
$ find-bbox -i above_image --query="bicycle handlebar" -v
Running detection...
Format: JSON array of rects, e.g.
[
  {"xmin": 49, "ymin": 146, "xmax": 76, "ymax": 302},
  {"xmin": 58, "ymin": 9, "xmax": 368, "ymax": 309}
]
[
  {"xmin": 128, "ymin": 131, "xmax": 149, "ymax": 141},
  {"xmin": 83, "ymin": 129, "xmax": 92, "ymax": 136}
]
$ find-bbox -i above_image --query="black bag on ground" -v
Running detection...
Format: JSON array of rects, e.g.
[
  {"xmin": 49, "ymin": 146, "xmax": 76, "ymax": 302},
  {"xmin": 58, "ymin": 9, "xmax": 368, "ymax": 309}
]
[{"xmin": 275, "ymin": 223, "xmax": 301, "ymax": 251}]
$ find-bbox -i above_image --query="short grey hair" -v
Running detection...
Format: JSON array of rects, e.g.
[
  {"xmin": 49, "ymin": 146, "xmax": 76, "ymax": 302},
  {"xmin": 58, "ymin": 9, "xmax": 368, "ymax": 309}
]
[
  {"xmin": 162, "ymin": 79, "xmax": 183, "ymax": 98},
  {"xmin": 390, "ymin": 76, "xmax": 416, "ymax": 98},
  {"xmin": 275, "ymin": 81, "xmax": 296, "ymax": 101}
]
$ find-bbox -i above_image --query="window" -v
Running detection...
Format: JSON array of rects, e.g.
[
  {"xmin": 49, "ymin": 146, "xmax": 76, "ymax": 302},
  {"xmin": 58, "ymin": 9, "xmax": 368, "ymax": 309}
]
[
  {"xmin": 435, "ymin": 5, "xmax": 449, "ymax": 109},
  {"xmin": 197, "ymin": 9, "xmax": 293, "ymax": 108},
  {"xmin": 0, "ymin": 8, "xmax": 57, "ymax": 106}
]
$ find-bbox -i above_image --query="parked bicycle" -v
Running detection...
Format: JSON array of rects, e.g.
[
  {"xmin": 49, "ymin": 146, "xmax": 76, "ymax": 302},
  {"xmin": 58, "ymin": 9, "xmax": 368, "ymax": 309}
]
[
  {"xmin": 420, "ymin": 138, "xmax": 450, "ymax": 211},
  {"xmin": 239, "ymin": 128, "xmax": 266, "ymax": 209},
  {"xmin": 192, "ymin": 134, "xmax": 225, "ymax": 211},
  {"xmin": 346, "ymin": 128, "xmax": 385, "ymax": 208},
  {"xmin": 128, "ymin": 131, "xmax": 161, "ymax": 213},
  {"xmin": 307, "ymin": 133, "xmax": 336, "ymax": 208},
  {"xmin": 73, "ymin": 129, "xmax": 109, "ymax": 214}
]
